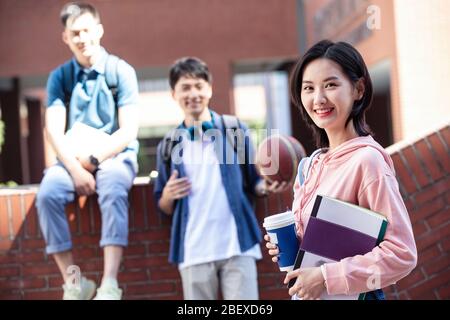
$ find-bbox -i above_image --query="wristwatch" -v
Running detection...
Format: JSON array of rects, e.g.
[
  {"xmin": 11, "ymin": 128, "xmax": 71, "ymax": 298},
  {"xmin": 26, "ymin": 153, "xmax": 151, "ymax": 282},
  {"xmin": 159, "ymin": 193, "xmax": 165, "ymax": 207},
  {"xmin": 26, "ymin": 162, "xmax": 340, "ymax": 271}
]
[{"xmin": 89, "ymin": 155, "xmax": 100, "ymax": 169}]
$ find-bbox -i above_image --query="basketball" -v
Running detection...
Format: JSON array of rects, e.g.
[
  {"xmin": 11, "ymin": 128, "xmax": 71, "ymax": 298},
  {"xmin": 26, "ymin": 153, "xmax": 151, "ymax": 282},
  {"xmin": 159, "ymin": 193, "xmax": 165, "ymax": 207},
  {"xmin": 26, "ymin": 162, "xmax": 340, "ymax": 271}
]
[{"xmin": 256, "ymin": 134, "xmax": 306, "ymax": 184}]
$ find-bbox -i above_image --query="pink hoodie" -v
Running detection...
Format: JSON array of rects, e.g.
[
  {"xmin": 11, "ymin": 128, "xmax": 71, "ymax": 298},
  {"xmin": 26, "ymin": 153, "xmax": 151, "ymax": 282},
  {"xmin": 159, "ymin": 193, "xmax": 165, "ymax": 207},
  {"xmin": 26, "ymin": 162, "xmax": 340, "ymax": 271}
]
[{"xmin": 292, "ymin": 135, "xmax": 417, "ymax": 296}]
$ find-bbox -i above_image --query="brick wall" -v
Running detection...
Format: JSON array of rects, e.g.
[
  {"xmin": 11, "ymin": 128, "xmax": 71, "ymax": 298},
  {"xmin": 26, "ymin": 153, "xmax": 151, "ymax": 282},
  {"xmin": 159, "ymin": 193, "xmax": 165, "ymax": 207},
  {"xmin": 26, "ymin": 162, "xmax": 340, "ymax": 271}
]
[
  {"xmin": 0, "ymin": 124, "xmax": 449, "ymax": 300},
  {"xmin": 384, "ymin": 124, "xmax": 450, "ymax": 299},
  {"xmin": 0, "ymin": 180, "xmax": 294, "ymax": 300}
]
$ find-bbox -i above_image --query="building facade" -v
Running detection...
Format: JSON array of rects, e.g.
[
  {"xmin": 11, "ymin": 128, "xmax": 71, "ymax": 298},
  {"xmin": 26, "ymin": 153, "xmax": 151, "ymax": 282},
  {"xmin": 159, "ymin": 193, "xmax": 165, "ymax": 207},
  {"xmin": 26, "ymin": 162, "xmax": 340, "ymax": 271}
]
[{"xmin": 0, "ymin": 0, "xmax": 449, "ymax": 183}]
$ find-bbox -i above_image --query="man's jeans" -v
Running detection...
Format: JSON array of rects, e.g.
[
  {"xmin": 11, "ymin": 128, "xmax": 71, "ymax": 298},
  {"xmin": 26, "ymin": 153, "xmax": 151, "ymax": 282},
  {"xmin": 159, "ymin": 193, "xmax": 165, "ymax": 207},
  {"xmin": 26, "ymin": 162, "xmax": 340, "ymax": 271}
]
[{"xmin": 36, "ymin": 152, "xmax": 137, "ymax": 254}]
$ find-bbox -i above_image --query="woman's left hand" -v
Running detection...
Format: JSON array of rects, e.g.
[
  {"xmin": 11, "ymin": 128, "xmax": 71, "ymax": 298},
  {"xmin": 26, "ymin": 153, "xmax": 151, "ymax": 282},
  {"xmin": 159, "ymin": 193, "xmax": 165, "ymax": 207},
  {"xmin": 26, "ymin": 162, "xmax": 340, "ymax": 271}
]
[{"xmin": 284, "ymin": 267, "xmax": 326, "ymax": 300}]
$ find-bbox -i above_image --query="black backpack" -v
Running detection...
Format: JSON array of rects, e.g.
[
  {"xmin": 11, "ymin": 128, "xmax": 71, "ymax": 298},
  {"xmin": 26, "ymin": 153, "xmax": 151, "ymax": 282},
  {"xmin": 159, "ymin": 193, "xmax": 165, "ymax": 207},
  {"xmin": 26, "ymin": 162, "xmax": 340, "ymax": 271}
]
[
  {"xmin": 60, "ymin": 54, "xmax": 120, "ymax": 131},
  {"xmin": 160, "ymin": 114, "xmax": 251, "ymax": 192}
]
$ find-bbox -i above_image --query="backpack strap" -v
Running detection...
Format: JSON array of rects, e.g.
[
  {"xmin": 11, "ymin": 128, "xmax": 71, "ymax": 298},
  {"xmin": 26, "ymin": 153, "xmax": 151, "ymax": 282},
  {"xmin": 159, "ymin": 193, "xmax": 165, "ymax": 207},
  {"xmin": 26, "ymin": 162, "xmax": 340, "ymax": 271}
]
[
  {"xmin": 104, "ymin": 54, "xmax": 120, "ymax": 107},
  {"xmin": 296, "ymin": 148, "xmax": 323, "ymax": 186},
  {"xmin": 160, "ymin": 128, "xmax": 180, "ymax": 178},
  {"xmin": 61, "ymin": 59, "xmax": 75, "ymax": 131},
  {"xmin": 221, "ymin": 114, "xmax": 250, "ymax": 191},
  {"xmin": 297, "ymin": 157, "xmax": 308, "ymax": 186},
  {"xmin": 61, "ymin": 60, "xmax": 75, "ymax": 107},
  {"xmin": 221, "ymin": 114, "xmax": 244, "ymax": 157}
]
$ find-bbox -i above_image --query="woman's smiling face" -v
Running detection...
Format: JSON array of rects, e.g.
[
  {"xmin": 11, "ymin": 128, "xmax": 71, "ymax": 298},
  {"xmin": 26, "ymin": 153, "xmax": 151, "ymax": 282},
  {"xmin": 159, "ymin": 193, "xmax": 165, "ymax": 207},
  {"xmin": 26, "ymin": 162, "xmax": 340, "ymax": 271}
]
[{"xmin": 300, "ymin": 58, "xmax": 363, "ymax": 134}]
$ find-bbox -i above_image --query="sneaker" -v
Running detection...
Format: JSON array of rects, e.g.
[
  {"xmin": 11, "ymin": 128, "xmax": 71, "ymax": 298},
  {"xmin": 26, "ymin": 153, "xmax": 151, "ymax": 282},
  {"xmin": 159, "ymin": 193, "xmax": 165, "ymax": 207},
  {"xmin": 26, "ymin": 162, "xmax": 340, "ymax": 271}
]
[
  {"xmin": 93, "ymin": 278, "xmax": 123, "ymax": 300},
  {"xmin": 63, "ymin": 276, "xmax": 96, "ymax": 300}
]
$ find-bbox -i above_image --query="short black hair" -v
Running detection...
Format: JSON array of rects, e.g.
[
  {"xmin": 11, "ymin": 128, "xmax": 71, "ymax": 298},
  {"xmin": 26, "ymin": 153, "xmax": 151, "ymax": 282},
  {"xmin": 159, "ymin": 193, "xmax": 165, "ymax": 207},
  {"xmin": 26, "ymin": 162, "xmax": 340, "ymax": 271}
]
[
  {"xmin": 290, "ymin": 40, "xmax": 373, "ymax": 148},
  {"xmin": 169, "ymin": 57, "xmax": 212, "ymax": 90},
  {"xmin": 60, "ymin": 2, "xmax": 100, "ymax": 27}
]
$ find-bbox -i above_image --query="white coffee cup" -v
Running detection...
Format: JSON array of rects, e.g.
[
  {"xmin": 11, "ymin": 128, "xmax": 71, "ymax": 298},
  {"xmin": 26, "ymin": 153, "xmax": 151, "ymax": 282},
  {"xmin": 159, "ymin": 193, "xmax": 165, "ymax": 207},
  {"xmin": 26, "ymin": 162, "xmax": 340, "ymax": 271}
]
[{"xmin": 263, "ymin": 210, "xmax": 300, "ymax": 272}]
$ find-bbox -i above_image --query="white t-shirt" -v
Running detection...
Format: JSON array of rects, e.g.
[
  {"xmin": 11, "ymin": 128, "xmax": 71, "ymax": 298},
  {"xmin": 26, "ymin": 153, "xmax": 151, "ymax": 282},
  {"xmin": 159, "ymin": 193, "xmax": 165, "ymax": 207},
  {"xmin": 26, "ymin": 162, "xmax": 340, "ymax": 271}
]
[{"xmin": 179, "ymin": 137, "xmax": 261, "ymax": 270}]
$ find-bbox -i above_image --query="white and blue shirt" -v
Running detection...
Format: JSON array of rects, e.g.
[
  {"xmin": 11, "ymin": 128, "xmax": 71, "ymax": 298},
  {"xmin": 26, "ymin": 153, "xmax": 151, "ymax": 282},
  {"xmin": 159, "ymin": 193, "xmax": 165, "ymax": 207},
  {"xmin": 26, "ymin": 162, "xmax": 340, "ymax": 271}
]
[{"xmin": 179, "ymin": 136, "xmax": 261, "ymax": 269}]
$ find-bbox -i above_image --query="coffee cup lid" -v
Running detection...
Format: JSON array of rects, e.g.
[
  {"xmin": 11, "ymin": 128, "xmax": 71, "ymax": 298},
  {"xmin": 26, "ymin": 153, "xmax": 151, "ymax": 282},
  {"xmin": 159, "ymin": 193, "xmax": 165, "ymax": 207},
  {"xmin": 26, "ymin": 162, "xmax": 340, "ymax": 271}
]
[{"xmin": 263, "ymin": 210, "xmax": 294, "ymax": 228}]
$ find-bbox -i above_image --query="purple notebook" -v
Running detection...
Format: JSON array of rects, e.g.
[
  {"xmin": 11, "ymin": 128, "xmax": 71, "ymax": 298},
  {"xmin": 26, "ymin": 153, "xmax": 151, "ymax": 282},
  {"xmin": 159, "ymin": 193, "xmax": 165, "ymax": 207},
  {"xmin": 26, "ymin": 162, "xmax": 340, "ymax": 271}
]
[{"xmin": 300, "ymin": 217, "xmax": 378, "ymax": 261}]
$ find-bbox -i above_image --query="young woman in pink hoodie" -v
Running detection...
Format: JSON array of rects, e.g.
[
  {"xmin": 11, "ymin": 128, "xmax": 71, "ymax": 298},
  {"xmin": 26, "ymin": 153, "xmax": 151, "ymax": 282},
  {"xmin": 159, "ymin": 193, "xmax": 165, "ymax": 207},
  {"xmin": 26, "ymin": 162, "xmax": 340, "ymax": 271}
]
[{"xmin": 264, "ymin": 40, "xmax": 417, "ymax": 300}]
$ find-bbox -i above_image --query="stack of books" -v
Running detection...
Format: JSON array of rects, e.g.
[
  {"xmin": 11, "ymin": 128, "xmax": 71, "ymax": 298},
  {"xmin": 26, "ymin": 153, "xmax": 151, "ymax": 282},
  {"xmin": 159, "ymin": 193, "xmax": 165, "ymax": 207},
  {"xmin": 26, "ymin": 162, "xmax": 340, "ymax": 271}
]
[{"xmin": 289, "ymin": 195, "xmax": 388, "ymax": 300}]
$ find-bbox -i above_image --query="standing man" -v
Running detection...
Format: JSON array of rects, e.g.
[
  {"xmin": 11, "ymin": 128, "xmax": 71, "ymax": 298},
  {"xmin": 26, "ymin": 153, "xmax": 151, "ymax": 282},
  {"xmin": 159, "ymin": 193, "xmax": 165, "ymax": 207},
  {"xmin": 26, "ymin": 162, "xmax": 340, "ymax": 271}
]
[
  {"xmin": 36, "ymin": 2, "xmax": 139, "ymax": 300},
  {"xmin": 154, "ymin": 57, "xmax": 288, "ymax": 300}
]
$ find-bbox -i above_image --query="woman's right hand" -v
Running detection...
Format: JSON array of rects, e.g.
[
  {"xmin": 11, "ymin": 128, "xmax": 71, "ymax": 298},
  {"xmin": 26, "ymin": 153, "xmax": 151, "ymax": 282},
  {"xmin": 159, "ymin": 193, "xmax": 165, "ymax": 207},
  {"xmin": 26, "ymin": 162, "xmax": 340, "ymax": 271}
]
[{"xmin": 264, "ymin": 234, "xmax": 280, "ymax": 263}]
